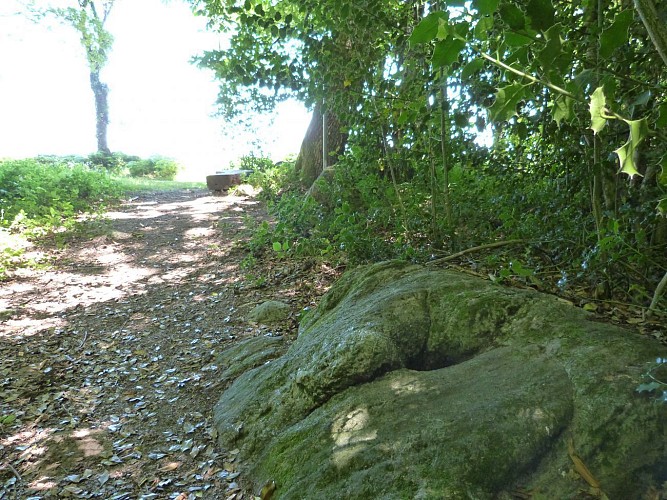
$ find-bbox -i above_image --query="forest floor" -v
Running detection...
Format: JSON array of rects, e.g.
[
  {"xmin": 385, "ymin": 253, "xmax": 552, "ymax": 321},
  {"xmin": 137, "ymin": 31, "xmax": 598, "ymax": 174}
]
[{"xmin": 0, "ymin": 188, "xmax": 341, "ymax": 499}]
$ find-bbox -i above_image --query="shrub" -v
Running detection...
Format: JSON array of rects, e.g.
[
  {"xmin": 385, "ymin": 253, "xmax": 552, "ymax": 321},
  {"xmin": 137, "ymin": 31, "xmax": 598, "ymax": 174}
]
[
  {"xmin": 87, "ymin": 152, "xmax": 140, "ymax": 174},
  {"xmin": 241, "ymin": 156, "xmax": 299, "ymax": 201},
  {"xmin": 0, "ymin": 158, "xmax": 119, "ymax": 228},
  {"xmin": 232, "ymin": 154, "xmax": 276, "ymax": 173},
  {"xmin": 127, "ymin": 156, "xmax": 181, "ymax": 180}
]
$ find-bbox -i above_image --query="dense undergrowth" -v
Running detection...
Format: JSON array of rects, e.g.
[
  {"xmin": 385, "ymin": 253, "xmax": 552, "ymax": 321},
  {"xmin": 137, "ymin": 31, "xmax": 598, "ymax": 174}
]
[
  {"xmin": 241, "ymin": 153, "xmax": 667, "ymax": 315},
  {"xmin": 0, "ymin": 153, "xmax": 192, "ymax": 279}
]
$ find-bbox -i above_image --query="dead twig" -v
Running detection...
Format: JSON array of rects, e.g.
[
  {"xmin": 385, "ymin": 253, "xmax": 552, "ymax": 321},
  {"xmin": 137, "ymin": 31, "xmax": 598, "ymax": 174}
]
[
  {"xmin": 78, "ymin": 331, "xmax": 88, "ymax": 349},
  {"xmin": 0, "ymin": 462, "xmax": 23, "ymax": 483},
  {"xmin": 427, "ymin": 239, "xmax": 527, "ymax": 265}
]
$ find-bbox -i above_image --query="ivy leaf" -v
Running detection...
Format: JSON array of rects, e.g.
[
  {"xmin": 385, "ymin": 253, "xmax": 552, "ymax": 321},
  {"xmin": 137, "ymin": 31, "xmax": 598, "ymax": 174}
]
[
  {"xmin": 461, "ymin": 58, "xmax": 485, "ymax": 80},
  {"xmin": 489, "ymin": 83, "xmax": 527, "ymax": 122},
  {"xmin": 614, "ymin": 118, "xmax": 648, "ymax": 178},
  {"xmin": 526, "ymin": 0, "xmax": 555, "ymax": 31},
  {"xmin": 589, "ymin": 86, "xmax": 609, "ymax": 135},
  {"xmin": 410, "ymin": 11, "xmax": 448, "ymax": 45},
  {"xmin": 472, "ymin": 0, "xmax": 499, "ymax": 16},
  {"xmin": 432, "ymin": 37, "xmax": 466, "ymax": 68},
  {"xmin": 499, "ymin": 3, "xmax": 526, "ymax": 30},
  {"xmin": 599, "ymin": 10, "xmax": 634, "ymax": 60}
]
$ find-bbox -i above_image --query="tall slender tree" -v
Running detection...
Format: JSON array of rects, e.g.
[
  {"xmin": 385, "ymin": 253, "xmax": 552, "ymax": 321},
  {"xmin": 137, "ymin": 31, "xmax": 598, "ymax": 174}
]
[{"xmin": 23, "ymin": 0, "xmax": 115, "ymax": 154}]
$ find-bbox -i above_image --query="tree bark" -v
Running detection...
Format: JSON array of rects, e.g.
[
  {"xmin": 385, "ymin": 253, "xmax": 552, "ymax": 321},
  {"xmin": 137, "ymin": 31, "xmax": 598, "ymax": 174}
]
[
  {"xmin": 90, "ymin": 70, "xmax": 110, "ymax": 154},
  {"xmin": 294, "ymin": 103, "xmax": 347, "ymax": 188},
  {"xmin": 634, "ymin": 0, "xmax": 667, "ymax": 67}
]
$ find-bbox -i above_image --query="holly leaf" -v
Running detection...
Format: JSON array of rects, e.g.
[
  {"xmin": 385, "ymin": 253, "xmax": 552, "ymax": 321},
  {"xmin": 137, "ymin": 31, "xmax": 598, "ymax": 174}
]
[
  {"xmin": 526, "ymin": 0, "xmax": 555, "ymax": 31},
  {"xmin": 599, "ymin": 10, "xmax": 634, "ymax": 60},
  {"xmin": 489, "ymin": 83, "xmax": 527, "ymax": 122},
  {"xmin": 499, "ymin": 3, "xmax": 526, "ymax": 30},
  {"xmin": 538, "ymin": 24, "xmax": 562, "ymax": 71},
  {"xmin": 461, "ymin": 58, "xmax": 485, "ymax": 80},
  {"xmin": 553, "ymin": 95, "xmax": 574, "ymax": 127},
  {"xmin": 505, "ymin": 32, "xmax": 533, "ymax": 47},
  {"xmin": 410, "ymin": 11, "xmax": 448, "ymax": 44},
  {"xmin": 614, "ymin": 118, "xmax": 648, "ymax": 178},
  {"xmin": 432, "ymin": 37, "xmax": 466, "ymax": 68},
  {"xmin": 589, "ymin": 86, "xmax": 609, "ymax": 135},
  {"xmin": 472, "ymin": 0, "xmax": 499, "ymax": 16},
  {"xmin": 636, "ymin": 382, "xmax": 662, "ymax": 393},
  {"xmin": 474, "ymin": 15, "xmax": 494, "ymax": 41}
]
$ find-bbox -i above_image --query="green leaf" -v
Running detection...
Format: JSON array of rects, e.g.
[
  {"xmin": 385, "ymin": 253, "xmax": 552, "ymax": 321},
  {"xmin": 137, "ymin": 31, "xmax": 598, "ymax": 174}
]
[
  {"xmin": 489, "ymin": 83, "xmax": 527, "ymax": 122},
  {"xmin": 504, "ymin": 32, "xmax": 533, "ymax": 47},
  {"xmin": 454, "ymin": 112, "xmax": 470, "ymax": 127},
  {"xmin": 614, "ymin": 119, "xmax": 648, "ymax": 178},
  {"xmin": 474, "ymin": 15, "xmax": 494, "ymax": 41},
  {"xmin": 432, "ymin": 37, "xmax": 466, "ymax": 68},
  {"xmin": 410, "ymin": 11, "xmax": 448, "ymax": 44},
  {"xmin": 589, "ymin": 86, "xmax": 609, "ymax": 135},
  {"xmin": 472, "ymin": 0, "xmax": 499, "ymax": 16},
  {"xmin": 461, "ymin": 58, "xmax": 485, "ymax": 80},
  {"xmin": 499, "ymin": 3, "xmax": 526, "ymax": 30},
  {"xmin": 657, "ymin": 198, "xmax": 667, "ymax": 215},
  {"xmin": 656, "ymin": 102, "xmax": 667, "ymax": 128},
  {"xmin": 272, "ymin": 241, "xmax": 282, "ymax": 252},
  {"xmin": 631, "ymin": 90, "xmax": 651, "ymax": 107},
  {"xmin": 454, "ymin": 21, "xmax": 470, "ymax": 39},
  {"xmin": 538, "ymin": 24, "xmax": 561, "ymax": 70},
  {"xmin": 553, "ymin": 95, "xmax": 574, "ymax": 127},
  {"xmin": 526, "ymin": 0, "xmax": 555, "ymax": 31},
  {"xmin": 614, "ymin": 141, "xmax": 639, "ymax": 177},
  {"xmin": 599, "ymin": 10, "xmax": 634, "ymax": 60},
  {"xmin": 627, "ymin": 117, "xmax": 649, "ymax": 148},
  {"xmin": 436, "ymin": 20, "xmax": 449, "ymax": 41},
  {"xmin": 636, "ymin": 382, "xmax": 662, "ymax": 393},
  {"xmin": 660, "ymin": 154, "xmax": 667, "ymax": 186}
]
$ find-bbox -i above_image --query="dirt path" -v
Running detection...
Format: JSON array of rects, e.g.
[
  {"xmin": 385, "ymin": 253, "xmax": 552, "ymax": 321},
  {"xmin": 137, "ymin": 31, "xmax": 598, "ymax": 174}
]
[{"xmin": 0, "ymin": 189, "xmax": 337, "ymax": 499}]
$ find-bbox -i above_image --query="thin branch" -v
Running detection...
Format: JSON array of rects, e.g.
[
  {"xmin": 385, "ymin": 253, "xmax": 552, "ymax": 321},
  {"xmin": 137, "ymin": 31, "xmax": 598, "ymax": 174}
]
[{"xmin": 427, "ymin": 239, "xmax": 526, "ymax": 265}]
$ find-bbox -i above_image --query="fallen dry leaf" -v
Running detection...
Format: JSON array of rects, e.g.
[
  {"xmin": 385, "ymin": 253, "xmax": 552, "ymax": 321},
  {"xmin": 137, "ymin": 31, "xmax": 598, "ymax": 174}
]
[{"xmin": 159, "ymin": 461, "xmax": 182, "ymax": 472}]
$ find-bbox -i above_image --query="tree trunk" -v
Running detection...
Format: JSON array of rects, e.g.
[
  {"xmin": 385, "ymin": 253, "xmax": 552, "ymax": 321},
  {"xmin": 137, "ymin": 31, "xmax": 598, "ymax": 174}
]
[
  {"xmin": 294, "ymin": 103, "xmax": 347, "ymax": 188},
  {"xmin": 90, "ymin": 70, "xmax": 110, "ymax": 154}
]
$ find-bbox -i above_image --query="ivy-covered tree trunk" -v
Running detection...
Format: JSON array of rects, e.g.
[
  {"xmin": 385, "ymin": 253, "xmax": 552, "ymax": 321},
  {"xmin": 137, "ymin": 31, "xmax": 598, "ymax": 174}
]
[
  {"xmin": 90, "ymin": 70, "xmax": 110, "ymax": 154},
  {"xmin": 294, "ymin": 104, "xmax": 347, "ymax": 189}
]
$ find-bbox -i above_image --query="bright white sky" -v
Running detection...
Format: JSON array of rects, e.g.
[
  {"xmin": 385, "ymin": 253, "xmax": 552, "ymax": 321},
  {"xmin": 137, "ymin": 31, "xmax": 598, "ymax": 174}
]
[{"xmin": 0, "ymin": 0, "xmax": 311, "ymax": 180}]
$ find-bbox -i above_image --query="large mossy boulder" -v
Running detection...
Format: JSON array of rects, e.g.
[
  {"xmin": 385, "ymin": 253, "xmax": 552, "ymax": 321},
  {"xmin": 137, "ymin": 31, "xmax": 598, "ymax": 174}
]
[{"xmin": 213, "ymin": 261, "xmax": 667, "ymax": 498}]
